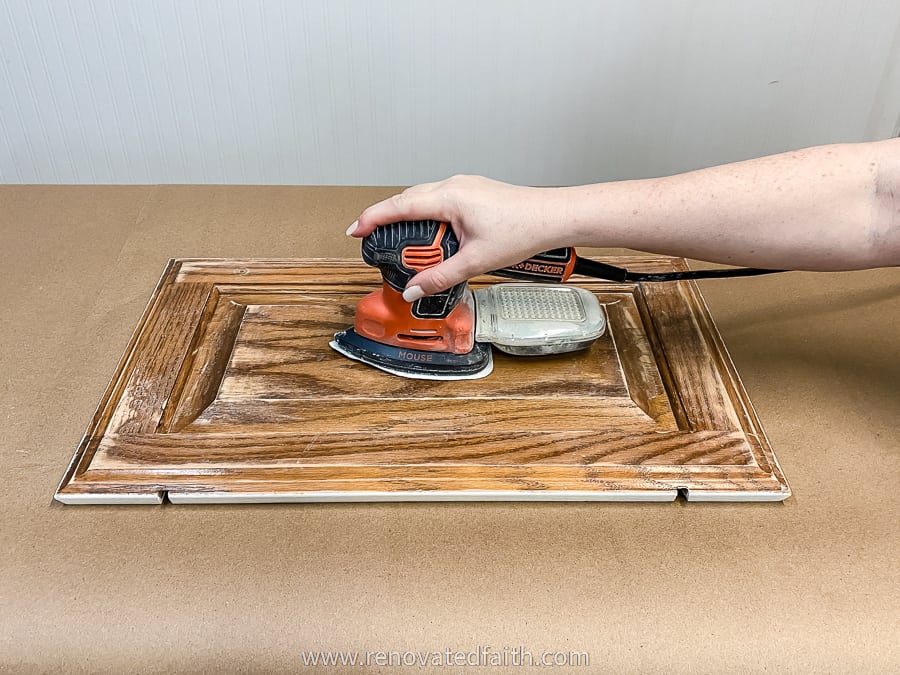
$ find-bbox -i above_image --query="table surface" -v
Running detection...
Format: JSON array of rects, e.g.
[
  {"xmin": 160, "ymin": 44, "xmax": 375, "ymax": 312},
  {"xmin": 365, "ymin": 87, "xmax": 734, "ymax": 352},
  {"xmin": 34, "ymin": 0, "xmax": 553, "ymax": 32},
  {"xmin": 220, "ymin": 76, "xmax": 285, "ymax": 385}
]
[{"xmin": 1, "ymin": 185, "xmax": 897, "ymax": 673}]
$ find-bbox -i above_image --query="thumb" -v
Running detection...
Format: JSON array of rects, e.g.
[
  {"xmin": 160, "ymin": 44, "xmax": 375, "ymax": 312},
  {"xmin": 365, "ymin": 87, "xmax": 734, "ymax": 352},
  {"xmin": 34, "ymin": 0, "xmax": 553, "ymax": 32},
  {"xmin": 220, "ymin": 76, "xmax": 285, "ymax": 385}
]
[{"xmin": 402, "ymin": 254, "xmax": 478, "ymax": 301}]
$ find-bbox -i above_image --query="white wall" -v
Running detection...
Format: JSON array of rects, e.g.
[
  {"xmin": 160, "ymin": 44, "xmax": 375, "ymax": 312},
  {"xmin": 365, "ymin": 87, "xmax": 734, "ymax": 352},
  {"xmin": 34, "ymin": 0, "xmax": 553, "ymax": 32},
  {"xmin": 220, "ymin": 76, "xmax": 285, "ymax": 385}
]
[{"xmin": 1, "ymin": 0, "xmax": 899, "ymax": 185}]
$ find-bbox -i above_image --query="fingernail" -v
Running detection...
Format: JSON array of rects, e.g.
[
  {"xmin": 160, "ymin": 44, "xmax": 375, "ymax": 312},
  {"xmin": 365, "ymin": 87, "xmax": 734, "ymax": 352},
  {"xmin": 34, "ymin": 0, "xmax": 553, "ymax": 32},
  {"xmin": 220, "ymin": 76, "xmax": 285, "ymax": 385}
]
[
  {"xmin": 345, "ymin": 220, "xmax": 358, "ymax": 236},
  {"xmin": 402, "ymin": 285, "xmax": 425, "ymax": 303}
]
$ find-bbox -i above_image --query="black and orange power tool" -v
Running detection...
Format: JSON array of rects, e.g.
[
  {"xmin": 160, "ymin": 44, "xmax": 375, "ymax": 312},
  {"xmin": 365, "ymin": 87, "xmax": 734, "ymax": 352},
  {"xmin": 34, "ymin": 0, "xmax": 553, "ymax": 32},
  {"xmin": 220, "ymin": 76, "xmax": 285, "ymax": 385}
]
[
  {"xmin": 330, "ymin": 220, "xmax": 609, "ymax": 379},
  {"xmin": 330, "ymin": 220, "xmax": 781, "ymax": 380}
]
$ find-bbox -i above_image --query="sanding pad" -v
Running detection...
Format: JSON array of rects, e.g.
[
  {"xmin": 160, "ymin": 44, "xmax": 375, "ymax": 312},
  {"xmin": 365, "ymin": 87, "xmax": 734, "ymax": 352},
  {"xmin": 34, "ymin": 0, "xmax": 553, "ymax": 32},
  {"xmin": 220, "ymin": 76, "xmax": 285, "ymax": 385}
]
[{"xmin": 330, "ymin": 328, "xmax": 494, "ymax": 380}]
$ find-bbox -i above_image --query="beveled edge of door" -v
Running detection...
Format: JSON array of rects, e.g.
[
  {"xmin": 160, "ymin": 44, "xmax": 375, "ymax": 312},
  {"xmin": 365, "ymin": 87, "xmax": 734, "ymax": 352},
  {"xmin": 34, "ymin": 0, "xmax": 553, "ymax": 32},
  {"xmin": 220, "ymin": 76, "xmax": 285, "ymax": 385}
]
[{"xmin": 55, "ymin": 259, "xmax": 183, "ymax": 503}]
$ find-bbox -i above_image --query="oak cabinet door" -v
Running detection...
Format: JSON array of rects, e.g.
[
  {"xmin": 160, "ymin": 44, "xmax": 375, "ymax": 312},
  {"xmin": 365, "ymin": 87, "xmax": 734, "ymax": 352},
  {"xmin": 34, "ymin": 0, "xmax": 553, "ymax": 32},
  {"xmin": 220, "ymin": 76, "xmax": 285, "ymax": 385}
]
[{"xmin": 56, "ymin": 258, "xmax": 790, "ymax": 504}]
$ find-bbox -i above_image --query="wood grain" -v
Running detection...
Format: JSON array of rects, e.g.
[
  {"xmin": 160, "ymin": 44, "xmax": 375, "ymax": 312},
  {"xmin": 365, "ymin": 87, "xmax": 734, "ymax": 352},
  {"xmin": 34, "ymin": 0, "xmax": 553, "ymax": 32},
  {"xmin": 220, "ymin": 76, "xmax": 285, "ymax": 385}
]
[{"xmin": 56, "ymin": 258, "xmax": 791, "ymax": 503}]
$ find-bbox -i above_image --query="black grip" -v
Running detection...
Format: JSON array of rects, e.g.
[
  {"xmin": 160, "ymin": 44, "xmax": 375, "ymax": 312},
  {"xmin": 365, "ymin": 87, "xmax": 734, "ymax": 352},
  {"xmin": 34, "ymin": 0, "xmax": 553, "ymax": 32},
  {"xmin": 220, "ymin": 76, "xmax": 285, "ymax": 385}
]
[
  {"xmin": 361, "ymin": 220, "xmax": 459, "ymax": 291},
  {"xmin": 361, "ymin": 221, "xmax": 466, "ymax": 319}
]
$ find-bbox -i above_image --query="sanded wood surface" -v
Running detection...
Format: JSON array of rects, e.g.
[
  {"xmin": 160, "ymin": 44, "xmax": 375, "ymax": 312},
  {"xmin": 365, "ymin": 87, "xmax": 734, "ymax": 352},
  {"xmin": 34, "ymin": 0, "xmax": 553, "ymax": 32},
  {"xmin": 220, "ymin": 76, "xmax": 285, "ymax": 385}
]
[{"xmin": 56, "ymin": 257, "xmax": 790, "ymax": 503}]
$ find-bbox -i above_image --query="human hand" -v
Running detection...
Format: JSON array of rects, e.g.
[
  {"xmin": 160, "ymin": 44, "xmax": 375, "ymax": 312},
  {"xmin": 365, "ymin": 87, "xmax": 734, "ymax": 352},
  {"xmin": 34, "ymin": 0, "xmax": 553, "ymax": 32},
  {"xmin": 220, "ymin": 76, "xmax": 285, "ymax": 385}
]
[{"xmin": 347, "ymin": 175, "xmax": 567, "ymax": 301}]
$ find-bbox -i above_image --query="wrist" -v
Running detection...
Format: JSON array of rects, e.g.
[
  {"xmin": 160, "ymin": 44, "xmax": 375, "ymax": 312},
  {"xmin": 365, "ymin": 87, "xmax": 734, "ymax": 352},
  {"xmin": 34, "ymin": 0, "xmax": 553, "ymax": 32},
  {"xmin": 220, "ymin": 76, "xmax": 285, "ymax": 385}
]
[
  {"xmin": 552, "ymin": 179, "xmax": 662, "ymax": 250},
  {"xmin": 539, "ymin": 184, "xmax": 620, "ymax": 249},
  {"xmin": 529, "ymin": 186, "xmax": 595, "ymax": 250}
]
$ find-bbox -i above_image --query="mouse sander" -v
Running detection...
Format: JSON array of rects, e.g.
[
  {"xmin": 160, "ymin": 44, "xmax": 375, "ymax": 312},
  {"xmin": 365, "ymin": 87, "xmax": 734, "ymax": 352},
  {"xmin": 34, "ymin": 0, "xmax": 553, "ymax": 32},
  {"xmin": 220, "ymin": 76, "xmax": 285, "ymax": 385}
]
[{"xmin": 330, "ymin": 220, "xmax": 782, "ymax": 380}]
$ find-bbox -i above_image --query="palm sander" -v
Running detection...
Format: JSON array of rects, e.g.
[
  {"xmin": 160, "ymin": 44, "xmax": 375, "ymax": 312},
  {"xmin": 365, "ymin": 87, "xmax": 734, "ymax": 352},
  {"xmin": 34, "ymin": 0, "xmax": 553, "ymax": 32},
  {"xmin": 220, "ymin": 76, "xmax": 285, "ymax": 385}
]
[{"xmin": 330, "ymin": 220, "xmax": 608, "ymax": 380}]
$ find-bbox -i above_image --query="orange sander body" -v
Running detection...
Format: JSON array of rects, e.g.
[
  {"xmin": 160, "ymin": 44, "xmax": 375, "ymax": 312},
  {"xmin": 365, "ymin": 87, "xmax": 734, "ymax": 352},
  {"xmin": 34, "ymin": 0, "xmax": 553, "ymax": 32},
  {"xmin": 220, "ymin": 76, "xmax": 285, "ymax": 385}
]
[{"xmin": 330, "ymin": 220, "xmax": 602, "ymax": 380}]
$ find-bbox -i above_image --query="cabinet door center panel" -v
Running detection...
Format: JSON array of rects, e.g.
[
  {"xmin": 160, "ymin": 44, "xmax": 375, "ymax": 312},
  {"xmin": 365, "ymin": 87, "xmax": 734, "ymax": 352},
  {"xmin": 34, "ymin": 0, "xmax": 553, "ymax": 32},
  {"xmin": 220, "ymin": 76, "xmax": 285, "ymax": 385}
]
[{"xmin": 164, "ymin": 289, "xmax": 677, "ymax": 436}]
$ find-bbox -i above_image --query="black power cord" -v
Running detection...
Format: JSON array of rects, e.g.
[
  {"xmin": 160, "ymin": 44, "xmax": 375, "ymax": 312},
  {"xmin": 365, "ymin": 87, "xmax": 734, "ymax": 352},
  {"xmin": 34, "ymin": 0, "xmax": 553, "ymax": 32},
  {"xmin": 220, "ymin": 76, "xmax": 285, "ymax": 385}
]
[{"xmin": 573, "ymin": 257, "xmax": 786, "ymax": 283}]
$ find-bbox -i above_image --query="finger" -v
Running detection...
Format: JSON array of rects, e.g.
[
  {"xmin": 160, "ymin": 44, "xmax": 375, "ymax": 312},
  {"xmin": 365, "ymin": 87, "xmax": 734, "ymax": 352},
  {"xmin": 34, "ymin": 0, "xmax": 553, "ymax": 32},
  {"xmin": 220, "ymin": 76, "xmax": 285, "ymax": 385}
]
[
  {"xmin": 351, "ymin": 189, "xmax": 445, "ymax": 237},
  {"xmin": 401, "ymin": 254, "xmax": 479, "ymax": 301}
]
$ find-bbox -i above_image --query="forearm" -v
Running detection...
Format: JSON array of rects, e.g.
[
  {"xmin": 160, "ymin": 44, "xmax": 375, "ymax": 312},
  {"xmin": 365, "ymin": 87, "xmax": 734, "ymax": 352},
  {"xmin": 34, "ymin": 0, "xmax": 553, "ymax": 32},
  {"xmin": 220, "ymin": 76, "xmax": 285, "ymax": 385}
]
[{"xmin": 552, "ymin": 139, "xmax": 900, "ymax": 270}]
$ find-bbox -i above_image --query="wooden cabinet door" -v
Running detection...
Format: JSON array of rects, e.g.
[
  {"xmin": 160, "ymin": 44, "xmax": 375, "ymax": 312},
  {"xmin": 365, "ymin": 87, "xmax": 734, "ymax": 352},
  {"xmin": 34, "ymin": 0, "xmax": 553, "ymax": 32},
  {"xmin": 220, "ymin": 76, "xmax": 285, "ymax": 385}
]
[{"xmin": 56, "ymin": 257, "xmax": 790, "ymax": 503}]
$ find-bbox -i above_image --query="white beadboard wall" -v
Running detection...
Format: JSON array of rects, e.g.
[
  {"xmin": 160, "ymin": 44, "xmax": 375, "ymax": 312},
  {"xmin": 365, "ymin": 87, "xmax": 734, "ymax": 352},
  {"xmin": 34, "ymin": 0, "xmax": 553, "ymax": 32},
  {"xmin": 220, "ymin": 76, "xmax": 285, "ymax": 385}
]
[{"xmin": 0, "ymin": 0, "xmax": 899, "ymax": 185}]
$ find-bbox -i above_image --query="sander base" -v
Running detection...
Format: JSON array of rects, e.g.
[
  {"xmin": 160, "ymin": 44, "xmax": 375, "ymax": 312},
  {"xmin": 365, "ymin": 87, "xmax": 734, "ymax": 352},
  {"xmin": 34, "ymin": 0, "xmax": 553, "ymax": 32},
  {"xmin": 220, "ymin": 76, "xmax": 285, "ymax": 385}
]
[{"xmin": 330, "ymin": 328, "xmax": 494, "ymax": 380}]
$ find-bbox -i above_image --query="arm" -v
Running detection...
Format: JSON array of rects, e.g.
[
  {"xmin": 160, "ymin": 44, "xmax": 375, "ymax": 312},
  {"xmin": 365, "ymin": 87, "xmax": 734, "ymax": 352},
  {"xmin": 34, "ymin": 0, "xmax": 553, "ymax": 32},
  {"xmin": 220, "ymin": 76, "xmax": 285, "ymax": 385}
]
[{"xmin": 349, "ymin": 138, "xmax": 900, "ymax": 300}]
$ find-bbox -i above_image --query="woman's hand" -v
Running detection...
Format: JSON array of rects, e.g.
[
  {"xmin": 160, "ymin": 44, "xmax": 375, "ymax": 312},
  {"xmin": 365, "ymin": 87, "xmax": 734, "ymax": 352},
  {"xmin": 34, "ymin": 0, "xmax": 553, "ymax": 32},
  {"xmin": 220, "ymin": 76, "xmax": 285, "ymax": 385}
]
[{"xmin": 347, "ymin": 175, "xmax": 568, "ymax": 301}]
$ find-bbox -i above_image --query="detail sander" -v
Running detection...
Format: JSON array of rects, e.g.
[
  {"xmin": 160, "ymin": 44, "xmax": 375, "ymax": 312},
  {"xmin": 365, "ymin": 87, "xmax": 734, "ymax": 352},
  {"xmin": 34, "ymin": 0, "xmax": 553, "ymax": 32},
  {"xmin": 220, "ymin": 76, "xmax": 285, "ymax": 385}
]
[
  {"xmin": 330, "ymin": 220, "xmax": 608, "ymax": 380},
  {"xmin": 330, "ymin": 220, "xmax": 784, "ymax": 380}
]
